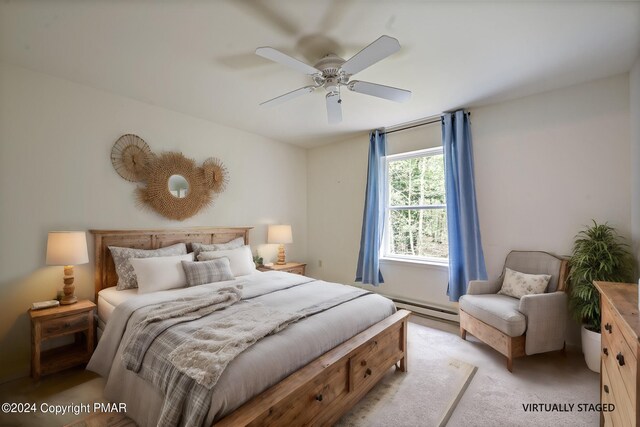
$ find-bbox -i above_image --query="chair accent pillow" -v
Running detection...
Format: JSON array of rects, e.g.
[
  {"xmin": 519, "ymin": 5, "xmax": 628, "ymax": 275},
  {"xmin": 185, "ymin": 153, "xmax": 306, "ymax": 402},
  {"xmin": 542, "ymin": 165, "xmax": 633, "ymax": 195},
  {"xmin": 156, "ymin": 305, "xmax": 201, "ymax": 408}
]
[
  {"xmin": 181, "ymin": 257, "xmax": 234, "ymax": 287},
  {"xmin": 192, "ymin": 237, "xmax": 245, "ymax": 258},
  {"xmin": 498, "ymin": 267, "xmax": 551, "ymax": 299},
  {"xmin": 109, "ymin": 243, "xmax": 187, "ymax": 290},
  {"xmin": 198, "ymin": 246, "xmax": 256, "ymax": 277},
  {"xmin": 130, "ymin": 253, "xmax": 194, "ymax": 294}
]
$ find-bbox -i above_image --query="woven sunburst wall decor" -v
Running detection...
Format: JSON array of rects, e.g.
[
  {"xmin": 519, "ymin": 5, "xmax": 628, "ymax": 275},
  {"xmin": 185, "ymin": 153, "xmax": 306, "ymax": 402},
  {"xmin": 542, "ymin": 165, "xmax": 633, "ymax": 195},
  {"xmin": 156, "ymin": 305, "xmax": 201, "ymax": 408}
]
[
  {"xmin": 111, "ymin": 134, "xmax": 152, "ymax": 182},
  {"xmin": 111, "ymin": 135, "xmax": 229, "ymax": 221},
  {"xmin": 136, "ymin": 152, "xmax": 213, "ymax": 221},
  {"xmin": 202, "ymin": 157, "xmax": 229, "ymax": 193}
]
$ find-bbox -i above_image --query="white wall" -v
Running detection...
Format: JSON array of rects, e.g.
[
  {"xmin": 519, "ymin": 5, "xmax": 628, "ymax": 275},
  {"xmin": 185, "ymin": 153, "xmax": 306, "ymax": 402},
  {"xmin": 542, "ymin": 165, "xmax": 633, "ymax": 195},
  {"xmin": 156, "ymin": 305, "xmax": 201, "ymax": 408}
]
[
  {"xmin": 473, "ymin": 74, "xmax": 631, "ymax": 278},
  {"xmin": 631, "ymin": 56, "xmax": 640, "ymax": 272},
  {"xmin": 0, "ymin": 63, "xmax": 307, "ymax": 382},
  {"xmin": 308, "ymin": 75, "xmax": 631, "ymax": 320}
]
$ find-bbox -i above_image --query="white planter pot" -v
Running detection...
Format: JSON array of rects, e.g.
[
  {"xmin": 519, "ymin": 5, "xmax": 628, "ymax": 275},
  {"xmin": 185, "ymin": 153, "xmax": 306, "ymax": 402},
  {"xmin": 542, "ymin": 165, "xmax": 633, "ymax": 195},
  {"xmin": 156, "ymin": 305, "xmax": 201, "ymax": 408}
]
[{"xmin": 581, "ymin": 325, "xmax": 601, "ymax": 373}]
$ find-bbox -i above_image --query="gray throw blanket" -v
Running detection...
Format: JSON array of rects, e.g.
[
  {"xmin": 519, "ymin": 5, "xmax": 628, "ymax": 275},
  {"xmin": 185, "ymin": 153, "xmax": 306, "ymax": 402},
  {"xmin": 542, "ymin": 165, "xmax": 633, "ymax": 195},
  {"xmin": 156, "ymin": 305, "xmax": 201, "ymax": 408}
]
[
  {"xmin": 122, "ymin": 284, "xmax": 243, "ymax": 373},
  {"xmin": 169, "ymin": 290, "xmax": 370, "ymax": 389},
  {"xmin": 121, "ymin": 280, "xmax": 371, "ymax": 427}
]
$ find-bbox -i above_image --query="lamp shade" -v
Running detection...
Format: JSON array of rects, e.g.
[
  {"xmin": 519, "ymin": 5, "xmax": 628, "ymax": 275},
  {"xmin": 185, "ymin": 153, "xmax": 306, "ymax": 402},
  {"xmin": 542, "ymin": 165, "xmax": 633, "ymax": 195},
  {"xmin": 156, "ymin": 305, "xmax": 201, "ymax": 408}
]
[
  {"xmin": 46, "ymin": 231, "xmax": 89, "ymax": 266},
  {"xmin": 267, "ymin": 225, "xmax": 293, "ymax": 244}
]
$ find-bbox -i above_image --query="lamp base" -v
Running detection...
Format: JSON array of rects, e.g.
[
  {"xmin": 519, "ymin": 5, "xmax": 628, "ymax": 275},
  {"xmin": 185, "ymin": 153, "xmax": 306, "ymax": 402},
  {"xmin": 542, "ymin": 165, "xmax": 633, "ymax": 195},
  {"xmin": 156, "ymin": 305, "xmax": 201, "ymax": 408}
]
[
  {"xmin": 60, "ymin": 295, "xmax": 78, "ymax": 305},
  {"xmin": 60, "ymin": 265, "xmax": 78, "ymax": 305},
  {"xmin": 276, "ymin": 244, "xmax": 286, "ymax": 265}
]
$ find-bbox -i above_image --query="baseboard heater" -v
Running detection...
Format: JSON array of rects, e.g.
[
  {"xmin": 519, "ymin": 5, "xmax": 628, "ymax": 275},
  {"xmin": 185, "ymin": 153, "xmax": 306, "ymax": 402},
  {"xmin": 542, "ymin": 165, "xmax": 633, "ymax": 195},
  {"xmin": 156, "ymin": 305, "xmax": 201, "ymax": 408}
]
[{"xmin": 389, "ymin": 297, "xmax": 460, "ymax": 323}]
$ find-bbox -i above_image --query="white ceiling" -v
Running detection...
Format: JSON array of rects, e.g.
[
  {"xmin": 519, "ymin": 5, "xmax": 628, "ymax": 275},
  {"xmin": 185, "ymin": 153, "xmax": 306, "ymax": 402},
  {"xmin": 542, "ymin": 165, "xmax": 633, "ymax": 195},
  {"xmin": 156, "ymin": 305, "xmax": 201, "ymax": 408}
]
[{"xmin": 1, "ymin": 1, "xmax": 639, "ymax": 147}]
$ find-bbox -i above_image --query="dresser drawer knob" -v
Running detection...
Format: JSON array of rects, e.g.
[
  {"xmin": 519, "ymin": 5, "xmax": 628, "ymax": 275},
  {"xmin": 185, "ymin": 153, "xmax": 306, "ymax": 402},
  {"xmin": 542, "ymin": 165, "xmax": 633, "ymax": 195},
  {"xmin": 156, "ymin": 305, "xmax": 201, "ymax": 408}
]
[
  {"xmin": 604, "ymin": 385, "xmax": 609, "ymax": 394},
  {"xmin": 64, "ymin": 322, "xmax": 71, "ymax": 328},
  {"xmin": 616, "ymin": 352, "xmax": 625, "ymax": 366},
  {"xmin": 364, "ymin": 368, "xmax": 372, "ymax": 378},
  {"xmin": 315, "ymin": 394, "xmax": 323, "ymax": 402},
  {"xmin": 603, "ymin": 347, "xmax": 608, "ymax": 356},
  {"xmin": 604, "ymin": 323, "xmax": 613, "ymax": 333}
]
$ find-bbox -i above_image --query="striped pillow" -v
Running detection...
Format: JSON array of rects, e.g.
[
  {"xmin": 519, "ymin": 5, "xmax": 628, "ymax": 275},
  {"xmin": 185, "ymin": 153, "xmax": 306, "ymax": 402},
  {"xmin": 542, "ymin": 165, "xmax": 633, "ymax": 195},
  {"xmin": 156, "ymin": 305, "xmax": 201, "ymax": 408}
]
[{"xmin": 181, "ymin": 257, "xmax": 234, "ymax": 287}]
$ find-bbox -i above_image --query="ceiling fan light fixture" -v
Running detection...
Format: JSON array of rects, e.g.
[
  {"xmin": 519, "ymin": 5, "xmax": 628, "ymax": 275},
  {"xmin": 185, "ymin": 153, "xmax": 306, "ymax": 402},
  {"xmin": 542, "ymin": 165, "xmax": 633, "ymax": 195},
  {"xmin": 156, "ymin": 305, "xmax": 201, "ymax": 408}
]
[{"xmin": 326, "ymin": 91, "xmax": 342, "ymax": 125}]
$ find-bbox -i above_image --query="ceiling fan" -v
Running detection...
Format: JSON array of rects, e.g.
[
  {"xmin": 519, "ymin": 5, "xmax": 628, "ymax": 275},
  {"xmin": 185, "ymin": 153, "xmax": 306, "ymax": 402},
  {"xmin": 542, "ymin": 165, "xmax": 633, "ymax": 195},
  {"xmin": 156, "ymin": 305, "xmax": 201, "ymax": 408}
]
[{"xmin": 256, "ymin": 35, "xmax": 411, "ymax": 124}]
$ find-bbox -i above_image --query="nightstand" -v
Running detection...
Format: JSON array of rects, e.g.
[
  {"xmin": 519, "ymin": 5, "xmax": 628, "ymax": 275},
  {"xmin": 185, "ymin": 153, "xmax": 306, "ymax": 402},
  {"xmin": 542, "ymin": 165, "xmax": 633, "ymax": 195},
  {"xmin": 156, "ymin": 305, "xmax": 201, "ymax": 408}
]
[
  {"xmin": 259, "ymin": 262, "xmax": 306, "ymax": 275},
  {"xmin": 29, "ymin": 300, "xmax": 95, "ymax": 380}
]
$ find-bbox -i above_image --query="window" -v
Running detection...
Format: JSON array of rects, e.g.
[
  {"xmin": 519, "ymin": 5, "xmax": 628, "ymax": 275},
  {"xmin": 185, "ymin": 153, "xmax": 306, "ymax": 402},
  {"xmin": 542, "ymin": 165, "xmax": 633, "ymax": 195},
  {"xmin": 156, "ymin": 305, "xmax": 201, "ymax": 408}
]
[{"xmin": 383, "ymin": 147, "xmax": 448, "ymax": 262}]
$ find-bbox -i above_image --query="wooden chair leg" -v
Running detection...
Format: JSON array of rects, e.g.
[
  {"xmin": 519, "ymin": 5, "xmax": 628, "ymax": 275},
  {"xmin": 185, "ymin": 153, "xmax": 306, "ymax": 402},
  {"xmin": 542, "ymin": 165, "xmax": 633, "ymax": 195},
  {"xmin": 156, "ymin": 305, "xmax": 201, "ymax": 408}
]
[
  {"xmin": 460, "ymin": 326, "xmax": 466, "ymax": 340},
  {"xmin": 506, "ymin": 337, "xmax": 514, "ymax": 372}
]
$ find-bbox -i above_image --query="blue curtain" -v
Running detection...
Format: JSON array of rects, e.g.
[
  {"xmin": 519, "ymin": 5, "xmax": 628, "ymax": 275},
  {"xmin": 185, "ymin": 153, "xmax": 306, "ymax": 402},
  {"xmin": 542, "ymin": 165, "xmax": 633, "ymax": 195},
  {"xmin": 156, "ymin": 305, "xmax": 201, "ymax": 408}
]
[
  {"xmin": 355, "ymin": 130, "xmax": 386, "ymax": 286},
  {"xmin": 442, "ymin": 110, "xmax": 487, "ymax": 301}
]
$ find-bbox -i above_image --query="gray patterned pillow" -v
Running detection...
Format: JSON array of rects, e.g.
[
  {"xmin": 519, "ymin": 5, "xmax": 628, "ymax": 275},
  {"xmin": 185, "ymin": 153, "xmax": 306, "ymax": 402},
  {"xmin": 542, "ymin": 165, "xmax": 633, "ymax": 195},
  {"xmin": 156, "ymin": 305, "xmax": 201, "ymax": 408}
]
[
  {"xmin": 181, "ymin": 257, "xmax": 234, "ymax": 287},
  {"xmin": 109, "ymin": 243, "xmax": 187, "ymax": 290},
  {"xmin": 192, "ymin": 237, "xmax": 244, "ymax": 258},
  {"xmin": 498, "ymin": 267, "xmax": 551, "ymax": 299}
]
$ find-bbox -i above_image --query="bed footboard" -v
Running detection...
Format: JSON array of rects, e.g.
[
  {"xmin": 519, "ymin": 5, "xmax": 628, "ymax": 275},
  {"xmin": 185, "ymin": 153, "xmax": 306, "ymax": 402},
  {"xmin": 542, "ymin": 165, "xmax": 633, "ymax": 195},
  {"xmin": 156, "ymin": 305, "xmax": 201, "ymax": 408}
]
[{"xmin": 215, "ymin": 309, "xmax": 411, "ymax": 426}]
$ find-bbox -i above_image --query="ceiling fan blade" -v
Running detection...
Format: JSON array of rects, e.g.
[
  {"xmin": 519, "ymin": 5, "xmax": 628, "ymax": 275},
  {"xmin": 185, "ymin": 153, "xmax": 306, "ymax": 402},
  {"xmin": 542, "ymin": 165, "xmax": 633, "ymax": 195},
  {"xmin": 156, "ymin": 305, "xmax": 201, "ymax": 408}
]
[
  {"xmin": 260, "ymin": 86, "xmax": 316, "ymax": 107},
  {"xmin": 326, "ymin": 92, "xmax": 342, "ymax": 124},
  {"xmin": 348, "ymin": 80, "xmax": 411, "ymax": 103},
  {"xmin": 341, "ymin": 35, "xmax": 401, "ymax": 76},
  {"xmin": 255, "ymin": 47, "xmax": 321, "ymax": 75},
  {"xmin": 234, "ymin": 0, "xmax": 299, "ymax": 36}
]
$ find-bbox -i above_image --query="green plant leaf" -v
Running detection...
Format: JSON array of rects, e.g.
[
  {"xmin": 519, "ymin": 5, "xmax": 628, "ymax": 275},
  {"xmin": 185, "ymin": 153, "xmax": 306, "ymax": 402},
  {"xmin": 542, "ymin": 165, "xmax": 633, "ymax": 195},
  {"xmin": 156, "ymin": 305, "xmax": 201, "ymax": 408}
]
[{"xmin": 568, "ymin": 221, "xmax": 634, "ymax": 333}]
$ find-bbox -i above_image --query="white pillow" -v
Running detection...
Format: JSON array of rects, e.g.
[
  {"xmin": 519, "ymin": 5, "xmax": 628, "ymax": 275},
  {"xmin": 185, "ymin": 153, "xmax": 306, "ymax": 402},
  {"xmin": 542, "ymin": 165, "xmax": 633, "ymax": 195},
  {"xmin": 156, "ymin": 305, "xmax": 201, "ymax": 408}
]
[
  {"xmin": 130, "ymin": 253, "xmax": 194, "ymax": 294},
  {"xmin": 197, "ymin": 246, "xmax": 256, "ymax": 277},
  {"xmin": 498, "ymin": 267, "xmax": 551, "ymax": 299}
]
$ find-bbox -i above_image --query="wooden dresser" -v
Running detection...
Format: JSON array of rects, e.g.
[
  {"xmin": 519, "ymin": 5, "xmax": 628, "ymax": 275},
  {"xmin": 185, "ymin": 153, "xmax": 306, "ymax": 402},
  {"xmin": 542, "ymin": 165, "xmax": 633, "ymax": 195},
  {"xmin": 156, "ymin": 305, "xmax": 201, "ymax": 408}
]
[{"xmin": 595, "ymin": 281, "xmax": 640, "ymax": 426}]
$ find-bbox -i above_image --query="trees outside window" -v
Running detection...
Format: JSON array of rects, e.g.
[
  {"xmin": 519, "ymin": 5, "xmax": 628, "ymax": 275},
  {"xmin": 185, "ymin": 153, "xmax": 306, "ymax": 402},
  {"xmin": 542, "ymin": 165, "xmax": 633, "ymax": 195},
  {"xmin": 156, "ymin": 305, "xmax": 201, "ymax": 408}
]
[{"xmin": 385, "ymin": 147, "xmax": 448, "ymax": 261}]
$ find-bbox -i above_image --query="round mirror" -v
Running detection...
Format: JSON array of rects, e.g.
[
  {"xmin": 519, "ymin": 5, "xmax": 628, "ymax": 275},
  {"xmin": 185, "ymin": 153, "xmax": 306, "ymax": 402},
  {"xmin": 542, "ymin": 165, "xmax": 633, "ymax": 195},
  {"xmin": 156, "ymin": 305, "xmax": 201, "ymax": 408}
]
[{"xmin": 168, "ymin": 174, "xmax": 189, "ymax": 198}]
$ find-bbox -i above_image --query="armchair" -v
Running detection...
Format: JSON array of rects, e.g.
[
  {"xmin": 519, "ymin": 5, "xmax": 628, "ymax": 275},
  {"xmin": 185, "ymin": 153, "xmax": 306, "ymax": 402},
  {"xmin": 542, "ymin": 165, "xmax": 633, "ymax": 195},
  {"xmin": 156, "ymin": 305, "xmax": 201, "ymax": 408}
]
[{"xmin": 459, "ymin": 251, "xmax": 569, "ymax": 372}]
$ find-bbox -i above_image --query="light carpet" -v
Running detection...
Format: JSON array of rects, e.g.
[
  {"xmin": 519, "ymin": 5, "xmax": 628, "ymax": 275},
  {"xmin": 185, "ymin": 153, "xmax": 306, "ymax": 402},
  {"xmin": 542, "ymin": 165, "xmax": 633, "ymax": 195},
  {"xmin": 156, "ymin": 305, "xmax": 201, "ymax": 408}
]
[
  {"xmin": 412, "ymin": 316, "xmax": 600, "ymax": 427},
  {"xmin": 336, "ymin": 331, "xmax": 477, "ymax": 427}
]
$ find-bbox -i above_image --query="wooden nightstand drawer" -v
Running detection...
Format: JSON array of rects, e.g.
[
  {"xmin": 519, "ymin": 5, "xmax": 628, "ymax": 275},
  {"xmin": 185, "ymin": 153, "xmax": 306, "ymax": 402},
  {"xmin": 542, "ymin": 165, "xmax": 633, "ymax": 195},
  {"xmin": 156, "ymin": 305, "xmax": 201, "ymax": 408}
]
[
  {"xmin": 30, "ymin": 300, "xmax": 96, "ymax": 380},
  {"xmin": 288, "ymin": 266, "xmax": 305, "ymax": 275},
  {"xmin": 259, "ymin": 262, "xmax": 306, "ymax": 276},
  {"xmin": 41, "ymin": 312, "xmax": 90, "ymax": 339}
]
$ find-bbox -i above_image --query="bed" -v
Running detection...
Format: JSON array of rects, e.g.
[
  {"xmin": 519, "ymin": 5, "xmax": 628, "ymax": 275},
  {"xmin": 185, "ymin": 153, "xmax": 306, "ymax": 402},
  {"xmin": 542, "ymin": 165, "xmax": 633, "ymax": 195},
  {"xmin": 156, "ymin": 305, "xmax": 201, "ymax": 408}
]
[{"xmin": 89, "ymin": 227, "xmax": 410, "ymax": 426}]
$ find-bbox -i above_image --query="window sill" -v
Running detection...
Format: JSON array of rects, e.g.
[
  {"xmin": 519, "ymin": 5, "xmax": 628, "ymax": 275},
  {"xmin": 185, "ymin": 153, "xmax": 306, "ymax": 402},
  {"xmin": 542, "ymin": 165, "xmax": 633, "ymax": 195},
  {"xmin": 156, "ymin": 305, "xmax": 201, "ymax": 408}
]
[{"xmin": 380, "ymin": 256, "xmax": 449, "ymax": 270}]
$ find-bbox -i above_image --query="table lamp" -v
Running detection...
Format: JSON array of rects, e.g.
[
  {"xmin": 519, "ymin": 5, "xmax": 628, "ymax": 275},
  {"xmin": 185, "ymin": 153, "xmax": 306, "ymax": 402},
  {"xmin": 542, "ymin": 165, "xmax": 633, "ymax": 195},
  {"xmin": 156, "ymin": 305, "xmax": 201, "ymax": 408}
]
[
  {"xmin": 268, "ymin": 225, "xmax": 293, "ymax": 265},
  {"xmin": 46, "ymin": 231, "xmax": 89, "ymax": 305}
]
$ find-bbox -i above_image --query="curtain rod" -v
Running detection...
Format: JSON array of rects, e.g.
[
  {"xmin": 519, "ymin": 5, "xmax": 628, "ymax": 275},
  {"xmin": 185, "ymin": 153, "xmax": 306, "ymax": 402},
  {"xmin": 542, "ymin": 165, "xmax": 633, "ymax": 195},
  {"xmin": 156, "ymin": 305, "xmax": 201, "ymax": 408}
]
[{"xmin": 381, "ymin": 112, "xmax": 471, "ymax": 135}]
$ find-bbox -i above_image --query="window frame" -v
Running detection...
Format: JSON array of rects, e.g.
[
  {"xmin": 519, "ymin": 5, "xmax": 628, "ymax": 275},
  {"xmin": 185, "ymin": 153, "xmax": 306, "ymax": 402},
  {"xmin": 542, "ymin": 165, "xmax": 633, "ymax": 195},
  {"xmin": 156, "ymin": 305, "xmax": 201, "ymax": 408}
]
[{"xmin": 381, "ymin": 146, "xmax": 449, "ymax": 265}]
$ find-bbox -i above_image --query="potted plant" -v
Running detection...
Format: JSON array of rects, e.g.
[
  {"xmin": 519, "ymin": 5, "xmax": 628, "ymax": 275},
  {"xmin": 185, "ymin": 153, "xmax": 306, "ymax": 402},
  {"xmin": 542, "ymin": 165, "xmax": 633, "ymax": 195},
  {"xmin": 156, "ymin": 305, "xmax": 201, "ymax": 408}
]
[
  {"xmin": 568, "ymin": 221, "xmax": 634, "ymax": 373},
  {"xmin": 253, "ymin": 255, "xmax": 264, "ymax": 268}
]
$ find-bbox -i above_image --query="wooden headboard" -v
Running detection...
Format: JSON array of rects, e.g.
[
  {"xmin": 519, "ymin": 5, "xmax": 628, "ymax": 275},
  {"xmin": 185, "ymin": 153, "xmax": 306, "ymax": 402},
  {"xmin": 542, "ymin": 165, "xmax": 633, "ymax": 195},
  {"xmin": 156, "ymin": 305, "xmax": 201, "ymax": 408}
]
[{"xmin": 90, "ymin": 227, "xmax": 252, "ymax": 301}]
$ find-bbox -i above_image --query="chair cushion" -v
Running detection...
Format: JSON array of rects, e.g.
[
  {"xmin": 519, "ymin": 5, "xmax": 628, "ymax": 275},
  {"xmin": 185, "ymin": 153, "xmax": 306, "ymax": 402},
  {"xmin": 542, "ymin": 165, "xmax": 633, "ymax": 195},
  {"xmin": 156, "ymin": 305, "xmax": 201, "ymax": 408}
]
[{"xmin": 459, "ymin": 294, "xmax": 526, "ymax": 337}]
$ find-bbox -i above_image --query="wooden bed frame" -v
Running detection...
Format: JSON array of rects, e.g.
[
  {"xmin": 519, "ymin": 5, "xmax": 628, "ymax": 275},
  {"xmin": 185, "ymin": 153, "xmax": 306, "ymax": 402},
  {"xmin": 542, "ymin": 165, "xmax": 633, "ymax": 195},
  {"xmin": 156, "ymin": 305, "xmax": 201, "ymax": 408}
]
[{"xmin": 90, "ymin": 227, "xmax": 410, "ymax": 426}]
